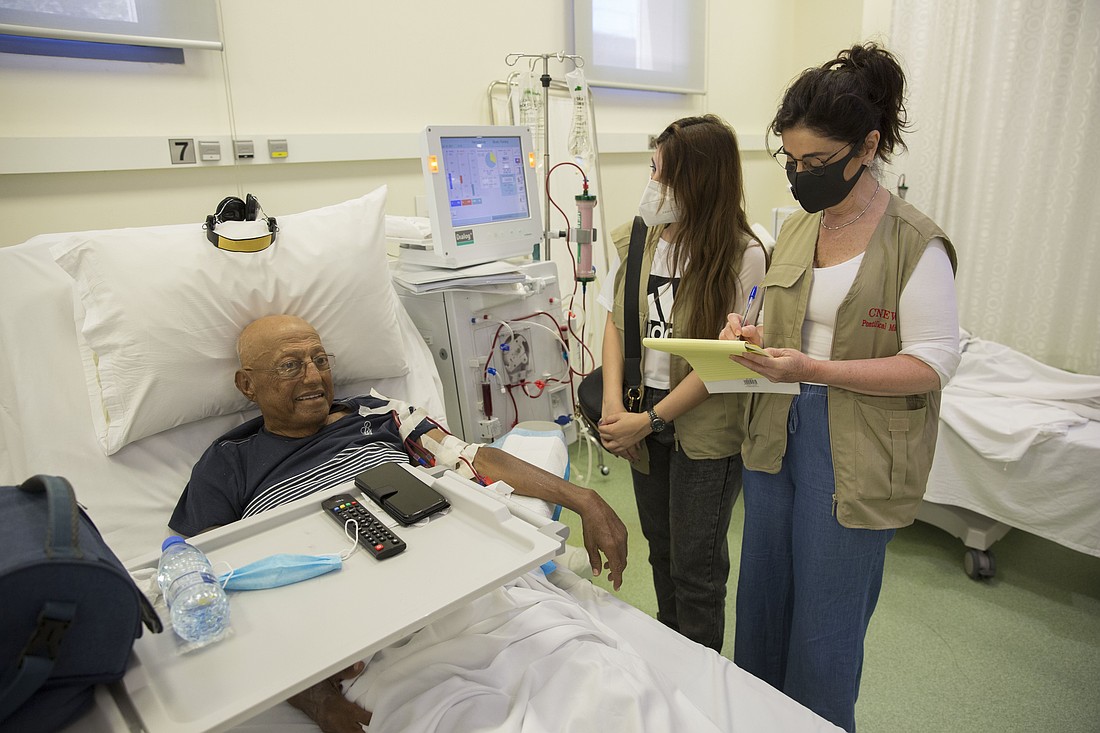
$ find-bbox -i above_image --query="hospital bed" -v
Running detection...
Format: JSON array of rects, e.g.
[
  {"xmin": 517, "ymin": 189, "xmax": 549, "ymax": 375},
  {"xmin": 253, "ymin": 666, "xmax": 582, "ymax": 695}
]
[
  {"xmin": 919, "ymin": 332, "xmax": 1100, "ymax": 579},
  {"xmin": 0, "ymin": 188, "xmax": 839, "ymax": 732}
]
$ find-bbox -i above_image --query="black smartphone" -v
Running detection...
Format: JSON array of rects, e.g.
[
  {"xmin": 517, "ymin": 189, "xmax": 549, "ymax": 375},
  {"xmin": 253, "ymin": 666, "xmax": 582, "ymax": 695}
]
[{"xmin": 354, "ymin": 462, "xmax": 450, "ymax": 526}]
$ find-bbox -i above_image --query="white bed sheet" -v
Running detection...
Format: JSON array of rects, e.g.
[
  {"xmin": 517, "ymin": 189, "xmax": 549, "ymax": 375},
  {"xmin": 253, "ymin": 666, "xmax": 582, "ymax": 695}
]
[
  {"xmin": 924, "ymin": 335, "xmax": 1100, "ymax": 558},
  {"xmin": 232, "ymin": 559, "xmax": 837, "ymax": 733},
  {"xmin": 348, "ymin": 560, "xmax": 838, "ymax": 733},
  {"xmin": 1, "ymin": 228, "xmax": 838, "ymax": 733},
  {"xmin": 925, "ymin": 419, "xmax": 1100, "ymax": 558}
]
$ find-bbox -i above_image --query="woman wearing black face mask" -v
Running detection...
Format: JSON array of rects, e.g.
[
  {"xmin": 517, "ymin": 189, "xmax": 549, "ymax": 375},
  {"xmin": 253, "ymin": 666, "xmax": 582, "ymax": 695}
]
[{"xmin": 717, "ymin": 43, "xmax": 961, "ymax": 732}]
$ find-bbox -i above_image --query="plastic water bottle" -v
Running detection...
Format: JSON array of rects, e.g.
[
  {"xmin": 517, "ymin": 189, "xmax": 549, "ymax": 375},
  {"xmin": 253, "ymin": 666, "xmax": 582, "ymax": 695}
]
[{"xmin": 156, "ymin": 536, "xmax": 231, "ymax": 645}]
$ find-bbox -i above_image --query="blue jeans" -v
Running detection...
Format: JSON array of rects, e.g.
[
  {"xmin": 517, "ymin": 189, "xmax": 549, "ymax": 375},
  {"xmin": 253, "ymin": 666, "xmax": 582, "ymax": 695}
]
[
  {"xmin": 734, "ymin": 384, "xmax": 893, "ymax": 733},
  {"xmin": 631, "ymin": 388, "xmax": 742, "ymax": 652}
]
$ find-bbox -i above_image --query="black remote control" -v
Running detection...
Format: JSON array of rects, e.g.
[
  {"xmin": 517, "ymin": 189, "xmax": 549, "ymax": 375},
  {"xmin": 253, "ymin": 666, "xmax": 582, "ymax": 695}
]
[{"xmin": 321, "ymin": 493, "xmax": 407, "ymax": 560}]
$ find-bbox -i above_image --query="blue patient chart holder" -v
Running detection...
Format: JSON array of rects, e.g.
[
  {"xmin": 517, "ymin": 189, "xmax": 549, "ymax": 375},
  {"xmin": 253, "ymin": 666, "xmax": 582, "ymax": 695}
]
[{"xmin": 96, "ymin": 475, "xmax": 566, "ymax": 733}]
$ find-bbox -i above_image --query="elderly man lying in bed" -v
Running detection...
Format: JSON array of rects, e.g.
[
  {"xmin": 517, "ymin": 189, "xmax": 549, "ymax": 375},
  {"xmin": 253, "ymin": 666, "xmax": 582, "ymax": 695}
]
[{"xmin": 168, "ymin": 314, "xmax": 629, "ymax": 733}]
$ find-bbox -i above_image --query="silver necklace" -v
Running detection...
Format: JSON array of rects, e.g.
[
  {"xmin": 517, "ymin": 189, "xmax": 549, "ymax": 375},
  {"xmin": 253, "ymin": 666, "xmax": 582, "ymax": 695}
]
[{"xmin": 820, "ymin": 181, "xmax": 881, "ymax": 230}]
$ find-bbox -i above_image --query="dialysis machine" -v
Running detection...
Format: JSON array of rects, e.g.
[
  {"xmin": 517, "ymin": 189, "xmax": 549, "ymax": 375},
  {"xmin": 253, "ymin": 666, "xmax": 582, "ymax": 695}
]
[
  {"xmin": 397, "ymin": 125, "xmax": 576, "ymax": 443},
  {"xmin": 397, "ymin": 262, "xmax": 574, "ymax": 443}
]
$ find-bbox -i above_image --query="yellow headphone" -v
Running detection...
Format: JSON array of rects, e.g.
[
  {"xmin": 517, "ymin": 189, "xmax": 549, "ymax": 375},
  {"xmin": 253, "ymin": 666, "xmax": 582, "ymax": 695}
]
[{"xmin": 204, "ymin": 193, "xmax": 277, "ymax": 252}]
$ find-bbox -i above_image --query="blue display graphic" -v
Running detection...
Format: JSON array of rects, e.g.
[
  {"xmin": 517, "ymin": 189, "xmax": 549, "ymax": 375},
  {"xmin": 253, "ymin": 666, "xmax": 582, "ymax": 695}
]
[{"xmin": 441, "ymin": 136, "xmax": 530, "ymax": 228}]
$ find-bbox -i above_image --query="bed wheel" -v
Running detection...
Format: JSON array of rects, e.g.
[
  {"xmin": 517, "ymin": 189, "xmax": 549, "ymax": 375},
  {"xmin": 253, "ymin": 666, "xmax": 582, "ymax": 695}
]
[{"xmin": 964, "ymin": 548, "xmax": 996, "ymax": 580}]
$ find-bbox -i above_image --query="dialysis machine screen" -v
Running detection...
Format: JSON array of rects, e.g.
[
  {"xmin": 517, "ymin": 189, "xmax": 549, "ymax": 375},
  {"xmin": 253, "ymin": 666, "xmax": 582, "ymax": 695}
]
[
  {"xmin": 402, "ymin": 125, "xmax": 543, "ymax": 269},
  {"xmin": 443, "ymin": 135, "xmax": 529, "ymax": 227}
]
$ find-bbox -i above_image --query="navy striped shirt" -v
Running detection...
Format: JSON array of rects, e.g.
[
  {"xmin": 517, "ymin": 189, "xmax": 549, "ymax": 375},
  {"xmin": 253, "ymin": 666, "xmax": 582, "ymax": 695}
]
[{"xmin": 169, "ymin": 396, "xmax": 432, "ymax": 536}]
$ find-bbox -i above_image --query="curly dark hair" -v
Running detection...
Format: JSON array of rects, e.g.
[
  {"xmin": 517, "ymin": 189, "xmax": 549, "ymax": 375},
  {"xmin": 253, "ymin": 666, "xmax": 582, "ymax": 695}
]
[{"xmin": 769, "ymin": 42, "xmax": 910, "ymax": 163}]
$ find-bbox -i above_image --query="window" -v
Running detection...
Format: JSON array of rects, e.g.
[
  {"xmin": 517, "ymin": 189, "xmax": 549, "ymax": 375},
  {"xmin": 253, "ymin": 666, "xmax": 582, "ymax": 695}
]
[
  {"xmin": 0, "ymin": 0, "xmax": 220, "ymax": 61},
  {"xmin": 573, "ymin": 0, "xmax": 706, "ymax": 94}
]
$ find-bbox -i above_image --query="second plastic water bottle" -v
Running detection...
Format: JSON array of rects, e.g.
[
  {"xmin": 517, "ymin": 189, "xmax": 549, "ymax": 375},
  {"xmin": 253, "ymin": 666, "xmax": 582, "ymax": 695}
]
[{"xmin": 156, "ymin": 536, "xmax": 231, "ymax": 645}]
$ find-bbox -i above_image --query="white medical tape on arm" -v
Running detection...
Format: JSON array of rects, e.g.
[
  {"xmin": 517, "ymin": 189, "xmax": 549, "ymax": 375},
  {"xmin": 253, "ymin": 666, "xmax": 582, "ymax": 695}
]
[
  {"xmin": 418, "ymin": 434, "xmax": 483, "ymax": 480},
  {"xmin": 396, "ymin": 407, "xmax": 430, "ymax": 442},
  {"xmin": 419, "ymin": 433, "xmax": 452, "ymax": 464},
  {"xmin": 459, "ymin": 441, "xmax": 481, "ymax": 468}
]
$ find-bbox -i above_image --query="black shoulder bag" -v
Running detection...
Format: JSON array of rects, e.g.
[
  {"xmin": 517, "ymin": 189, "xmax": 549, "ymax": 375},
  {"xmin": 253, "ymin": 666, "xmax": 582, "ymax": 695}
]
[
  {"xmin": 0, "ymin": 475, "xmax": 162, "ymax": 733},
  {"xmin": 577, "ymin": 216, "xmax": 647, "ymax": 443}
]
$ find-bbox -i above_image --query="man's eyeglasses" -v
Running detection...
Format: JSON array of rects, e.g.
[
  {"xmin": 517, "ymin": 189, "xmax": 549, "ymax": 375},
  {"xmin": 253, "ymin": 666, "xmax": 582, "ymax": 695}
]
[
  {"xmin": 244, "ymin": 353, "xmax": 334, "ymax": 380},
  {"xmin": 772, "ymin": 143, "xmax": 853, "ymax": 176}
]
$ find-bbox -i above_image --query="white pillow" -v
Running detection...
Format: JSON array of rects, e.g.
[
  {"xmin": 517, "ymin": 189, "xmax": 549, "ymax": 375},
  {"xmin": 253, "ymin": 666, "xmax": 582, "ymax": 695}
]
[{"xmin": 51, "ymin": 187, "xmax": 409, "ymax": 455}]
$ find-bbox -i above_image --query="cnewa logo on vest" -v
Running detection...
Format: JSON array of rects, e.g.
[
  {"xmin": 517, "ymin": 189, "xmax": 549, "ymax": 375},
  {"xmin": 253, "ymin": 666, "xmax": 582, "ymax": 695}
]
[
  {"xmin": 455, "ymin": 229, "xmax": 475, "ymax": 246},
  {"xmin": 861, "ymin": 306, "xmax": 897, "ymax": 332}
]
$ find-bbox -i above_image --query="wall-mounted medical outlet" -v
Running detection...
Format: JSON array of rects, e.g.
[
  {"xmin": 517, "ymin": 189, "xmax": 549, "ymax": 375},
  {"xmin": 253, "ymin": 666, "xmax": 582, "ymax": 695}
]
[
  {"xmin": 197, "ymin": 140, "xmax": 221, "ymax": 162},
  {"xmin": 268, "ymin": 138, "xmax": 288, "ymax": 159},
  {"xmin": 233, "ymin": 139, "xmax": 255, "ymax": 159},
  {"xmin": 168, "ymin": 138, "xmax": 196, "ymax": 164}
]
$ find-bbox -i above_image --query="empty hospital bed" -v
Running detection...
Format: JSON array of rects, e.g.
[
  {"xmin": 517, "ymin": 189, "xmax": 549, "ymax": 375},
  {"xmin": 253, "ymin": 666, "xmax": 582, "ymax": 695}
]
[
  {"xmin": 0, "ymin": 188, "xmax": 840, "ymax": 732},
  {"xmin": 919, "ymin": 332, "xmax": 1100, "ymax": 579}
]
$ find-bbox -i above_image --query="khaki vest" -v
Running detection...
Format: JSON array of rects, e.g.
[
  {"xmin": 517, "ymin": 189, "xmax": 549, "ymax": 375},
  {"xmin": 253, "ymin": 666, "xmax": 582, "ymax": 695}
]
[
  {"xmin": 609, "ymin": 222, "xmax": 750, "ymax": 464},
  {"xmin": 742, "ymin": 196, "xmax": 958, "ymax": 529}
]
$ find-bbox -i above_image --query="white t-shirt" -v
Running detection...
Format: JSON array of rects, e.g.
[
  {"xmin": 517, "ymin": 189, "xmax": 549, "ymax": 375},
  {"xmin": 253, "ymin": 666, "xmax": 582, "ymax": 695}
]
[
  {"xmin": 799, "ymin": 237, "xmax": 960, "ymax": 387},
  {"xmin": 600, "ymin": 237, "xmax": 767, "ymax": 390}
]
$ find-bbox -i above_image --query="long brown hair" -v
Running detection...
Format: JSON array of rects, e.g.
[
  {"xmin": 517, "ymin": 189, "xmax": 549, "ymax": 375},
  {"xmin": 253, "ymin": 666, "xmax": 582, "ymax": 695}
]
[{"xmin": 656, "ymin": 114, "xmax": 752, "ymax": 339}]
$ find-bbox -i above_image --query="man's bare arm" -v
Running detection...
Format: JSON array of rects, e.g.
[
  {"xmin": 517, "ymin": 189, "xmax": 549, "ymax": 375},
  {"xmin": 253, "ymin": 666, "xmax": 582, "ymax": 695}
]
[
  {"xmin": 419, "ymin": 429, "xmax": 628, "ymax": 590},
  {"xmin": 286, "ymin": 662, "xmax": 371, "ymax": 733}
]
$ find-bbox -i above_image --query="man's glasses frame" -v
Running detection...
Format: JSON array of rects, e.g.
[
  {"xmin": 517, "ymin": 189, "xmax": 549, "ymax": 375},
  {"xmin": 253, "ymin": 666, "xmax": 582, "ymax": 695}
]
[{"xmin": 244, "ymin": 353, "xmax": 334, "ymax": 380}]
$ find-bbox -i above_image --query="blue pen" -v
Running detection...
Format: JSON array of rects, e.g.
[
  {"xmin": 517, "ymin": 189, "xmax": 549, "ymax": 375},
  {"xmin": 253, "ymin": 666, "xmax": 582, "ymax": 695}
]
[{"xmin": 740, "ymin": 285, "xmax": 759, "ymax": 338}]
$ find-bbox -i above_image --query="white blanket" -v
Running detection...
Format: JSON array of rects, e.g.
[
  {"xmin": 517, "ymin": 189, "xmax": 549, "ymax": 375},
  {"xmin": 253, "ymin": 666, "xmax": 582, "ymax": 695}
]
[
  {"xmin": 349, "ymin": 571, "xmax": 717, "ymax": 732},
  {"xmin": 229, "ymin": 561, "xmax": 839, "ymax": 733},
  {"xmin": 940, "ymin": 336, "xmax": 1100, "ymax": 461},
  {"xmin": 336, "ymin": 561, "xmax": 838, "ymax": 733}
]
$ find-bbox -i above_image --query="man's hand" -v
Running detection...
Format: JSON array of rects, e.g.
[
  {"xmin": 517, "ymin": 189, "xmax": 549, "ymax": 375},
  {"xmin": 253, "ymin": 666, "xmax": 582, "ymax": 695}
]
[
  {"xmin": 463, "ymin": 445, "xmax": 629, "ymax": 591},
  {"xmin": 574, "ymin": 488, "xmax": 628, "ymax": 591},
  {"xmin": 287, "ymin": 661, "xmax": 371, "ymax": 733}
]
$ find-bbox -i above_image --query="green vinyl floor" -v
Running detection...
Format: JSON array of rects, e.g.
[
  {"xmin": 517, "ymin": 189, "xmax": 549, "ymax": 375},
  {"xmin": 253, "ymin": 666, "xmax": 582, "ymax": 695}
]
[{"xmin": 560, "ymin": 442, "xmax": 1100, "ymax": 733}]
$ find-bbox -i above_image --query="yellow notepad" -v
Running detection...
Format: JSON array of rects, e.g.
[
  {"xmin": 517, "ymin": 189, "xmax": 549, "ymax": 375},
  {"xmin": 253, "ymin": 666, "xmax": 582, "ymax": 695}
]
[{"xmin": 642, "ymin": 338, "xmax": 801, "ymax": 394}]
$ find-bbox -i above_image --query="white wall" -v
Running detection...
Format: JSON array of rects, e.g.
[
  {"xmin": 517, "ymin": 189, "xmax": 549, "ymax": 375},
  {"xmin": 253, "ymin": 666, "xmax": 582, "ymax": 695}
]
[{"xmin": 0, "ymin": 0, "xmax": 887, "ymax": 248}]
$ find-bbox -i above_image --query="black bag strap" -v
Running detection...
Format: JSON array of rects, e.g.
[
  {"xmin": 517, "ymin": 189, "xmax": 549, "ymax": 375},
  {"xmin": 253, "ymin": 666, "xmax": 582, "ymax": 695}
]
[
  {"xmin": 622, "ymin": 216, "xmax": 647, "ymax": 410},
  {"xmin": 20, "ymin": 475, "xmax": 82, "ymax": 560}
]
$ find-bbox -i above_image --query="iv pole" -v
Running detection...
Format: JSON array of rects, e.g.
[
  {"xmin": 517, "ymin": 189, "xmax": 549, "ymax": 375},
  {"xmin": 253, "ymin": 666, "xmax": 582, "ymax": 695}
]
[{"xmin": 504, "ymin": 52, "xmax": 585, "ymax": 262}]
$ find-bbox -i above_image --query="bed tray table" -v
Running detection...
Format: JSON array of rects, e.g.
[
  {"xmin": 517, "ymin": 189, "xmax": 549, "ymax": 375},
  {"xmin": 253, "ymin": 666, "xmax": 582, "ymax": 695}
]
[{"xmin": 107, "ymin": 472, "xmax": 567, "ymax": 733}]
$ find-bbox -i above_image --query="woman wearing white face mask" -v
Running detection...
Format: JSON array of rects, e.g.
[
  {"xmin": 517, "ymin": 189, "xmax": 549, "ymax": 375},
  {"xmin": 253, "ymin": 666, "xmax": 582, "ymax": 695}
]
[{"xmin": 595, "ymin": 115, "xmax": 767, "ymax": 652}]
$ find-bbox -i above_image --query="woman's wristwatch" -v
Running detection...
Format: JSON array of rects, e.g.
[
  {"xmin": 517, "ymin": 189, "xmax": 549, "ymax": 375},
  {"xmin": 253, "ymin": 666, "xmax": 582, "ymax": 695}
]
[{"xmin": 647, "ymin": 408, "xmax": 667, "ymax": 434}]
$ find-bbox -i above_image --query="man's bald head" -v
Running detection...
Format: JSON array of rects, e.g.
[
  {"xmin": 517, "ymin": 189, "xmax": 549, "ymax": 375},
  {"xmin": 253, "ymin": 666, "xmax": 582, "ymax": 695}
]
[{"xmin": 237, "ymin": 315, "xmax": 320, "ymax": 369}]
